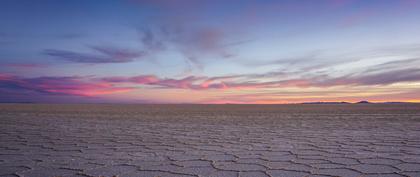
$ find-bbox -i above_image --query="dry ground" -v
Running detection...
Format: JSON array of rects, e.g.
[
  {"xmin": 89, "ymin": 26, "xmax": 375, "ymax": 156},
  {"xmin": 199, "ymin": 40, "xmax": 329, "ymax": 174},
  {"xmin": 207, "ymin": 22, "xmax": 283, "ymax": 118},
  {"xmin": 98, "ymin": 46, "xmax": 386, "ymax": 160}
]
[{"xmin": 1, "ymin": 104, "xmax": 420, "ymax": 177}]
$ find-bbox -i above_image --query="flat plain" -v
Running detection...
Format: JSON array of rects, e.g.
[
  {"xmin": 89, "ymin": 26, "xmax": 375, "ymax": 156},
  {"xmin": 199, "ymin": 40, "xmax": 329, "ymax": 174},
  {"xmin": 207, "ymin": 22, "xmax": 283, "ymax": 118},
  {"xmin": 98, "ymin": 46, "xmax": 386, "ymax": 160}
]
[{"xmin": 1, "ymin": 104, "xmax": 420, "ymax": 177}]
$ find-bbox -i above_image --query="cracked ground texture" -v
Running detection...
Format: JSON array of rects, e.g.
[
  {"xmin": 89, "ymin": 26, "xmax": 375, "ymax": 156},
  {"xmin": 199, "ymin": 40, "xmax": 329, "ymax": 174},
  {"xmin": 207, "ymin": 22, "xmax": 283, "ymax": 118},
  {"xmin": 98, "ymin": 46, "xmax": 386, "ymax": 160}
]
[{"xmin": 1, "ymin": 104, "xmax": 420, "ymax": 177}]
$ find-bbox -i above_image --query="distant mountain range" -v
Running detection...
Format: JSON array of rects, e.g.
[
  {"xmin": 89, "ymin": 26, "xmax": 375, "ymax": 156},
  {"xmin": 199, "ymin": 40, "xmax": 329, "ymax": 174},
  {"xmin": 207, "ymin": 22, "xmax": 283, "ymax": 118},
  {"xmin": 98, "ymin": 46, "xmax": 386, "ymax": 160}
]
[
  {"xmin": 301, "ymin": 101, "xmax": 414, "ymax": 104},
  {"xmin": 301, "ymin": 102, "xmax": 351, "ymax": 104}
]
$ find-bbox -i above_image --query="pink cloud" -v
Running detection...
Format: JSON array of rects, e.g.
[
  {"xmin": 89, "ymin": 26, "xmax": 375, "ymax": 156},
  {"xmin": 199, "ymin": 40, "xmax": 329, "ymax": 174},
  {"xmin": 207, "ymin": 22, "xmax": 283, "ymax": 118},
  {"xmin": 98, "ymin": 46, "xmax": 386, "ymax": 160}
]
[
  {"xmin": 103, "ymin": 75, "xmax": 239, "ymax": 90},
  {"xmin": 3, "ymin": 67, "xmax": 420, "ymax": 102},
  {"xmin": 0, "ymin": 73, "xmax": 14, "ymax": 80}
]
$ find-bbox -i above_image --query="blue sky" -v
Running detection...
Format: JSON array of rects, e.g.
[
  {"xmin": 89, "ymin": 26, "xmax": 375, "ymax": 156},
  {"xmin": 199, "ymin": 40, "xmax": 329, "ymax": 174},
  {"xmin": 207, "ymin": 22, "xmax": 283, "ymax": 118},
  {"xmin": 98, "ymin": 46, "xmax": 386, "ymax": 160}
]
[{"xmin": 1, "ymin": 0, "xmax": 420, "ymax": 103}]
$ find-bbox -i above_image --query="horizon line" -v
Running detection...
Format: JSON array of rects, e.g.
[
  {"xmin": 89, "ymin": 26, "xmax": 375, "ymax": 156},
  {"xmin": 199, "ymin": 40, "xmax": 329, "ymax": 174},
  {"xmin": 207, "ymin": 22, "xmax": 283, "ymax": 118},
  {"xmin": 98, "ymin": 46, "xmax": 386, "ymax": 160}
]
[{"xmin": 1, "ymin": 101, "xmax": 420, "ymax": 105}]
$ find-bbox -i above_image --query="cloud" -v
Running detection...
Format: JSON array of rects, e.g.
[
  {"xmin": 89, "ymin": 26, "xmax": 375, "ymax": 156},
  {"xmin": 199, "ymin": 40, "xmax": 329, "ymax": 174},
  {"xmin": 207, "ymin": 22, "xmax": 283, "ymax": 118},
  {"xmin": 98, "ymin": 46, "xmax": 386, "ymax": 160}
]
[
  {"xmin": 139, "ymin": 28, "xmax": 166, "ymax": 52},
  {"xmin": 1, "ymin": 63, "xmax": 47, "ymax": 69},
  {"xmin": 103, "ymin": 75, "xmax": 206, "ymax": 89},
  {"xmin": 238, "ymin": 44, "xmax": 420, "ymax": 80},
  {"xmin": 2, "ymin": 66, "xmax": 420, "ymax": 103},
  {"xmin": 101, "ymin": 74, "xmax": 306, "ymax": 90},
  {"xmin": 276, "ymin": 68, "xmax": 420, "ymax": 88},
  {"xmin": 57, "ymin": 33, "xmax": 85, "ymax": 39},
  {"xmin": 3, "ymin": 64, "xmax": 419, "ymax": 103},
  {"xmin": 100, "ymin": 66, "xmax": 420, "ymax": 91},
  {"xmin": 0, "ymin": 74, "xmax": 133, "ymax": 97},
  {"xmin": 340, "ymin": 68, "xmax": 420, "ymax": 86},
  {"xmin": 103, "ymin": 74, "xmax": 234, "ymax": 90},
  {"xmin": 43, "ymin": 46, "xmax": 144, "ymax": 63},
  {"xmin": 364, "ymin": 58, "xmax": 420, "ymax": 74},
  {"xmin": 133, "ymin": 0, "xmax": 252, "ymax": 69},
  {"xmin": 135, "ymin": 25, "xmax": 238, "ymax": 70},
  {"xmin": 241, "ymin": 52, "xmax": 323, "ymax": 67},
  {"xmin": 103, "ymin": 75, "xmax": 160, "ymax": 84},
  {"xmin": 184, "ymin": 27, "xmax": 233, "ymax": 58}
]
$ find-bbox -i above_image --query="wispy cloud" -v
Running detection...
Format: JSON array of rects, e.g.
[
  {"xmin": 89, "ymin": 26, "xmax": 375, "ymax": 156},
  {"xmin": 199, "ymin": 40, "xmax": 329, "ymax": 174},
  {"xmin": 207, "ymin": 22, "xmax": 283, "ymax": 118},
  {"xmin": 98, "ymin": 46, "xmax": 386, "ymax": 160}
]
[
  {"xmin": 139, "ymin": 25, "xmax": 238, "ymax": 68},
  {"xmin": 101, "ymin": 66, "xmax": 420, "ymax": 90},
  {"xmin": 103, "ymin": 75, "xmax": 207, "ymax": 89},
  {"xmin": 139, "ymin": 28, "xmax": 166, "ymax": 52},
  {"xmin": 56, "ymin": 33, "xmax": 85, "ymax": 39},
  {"xmin": 363, "ymin": 58, "xmax": 420, "ymax": 74},
  {"xmin": 132, "ymin": 0, "xmax": 252, "ymax": 69},
  {"xmin": 237, "ymin": 44, "xmax": 420, "ymax": 80},
  {"xmin": 332, "ymin": 68, "xmax": 420, "ymax": 86},
  {"xmin": 43, "ymin": 46, "xmax": 144, "ymax": 64},
  {"xmin": 246, "ymin": 68, "xmax": 420, "ymax": 88}
]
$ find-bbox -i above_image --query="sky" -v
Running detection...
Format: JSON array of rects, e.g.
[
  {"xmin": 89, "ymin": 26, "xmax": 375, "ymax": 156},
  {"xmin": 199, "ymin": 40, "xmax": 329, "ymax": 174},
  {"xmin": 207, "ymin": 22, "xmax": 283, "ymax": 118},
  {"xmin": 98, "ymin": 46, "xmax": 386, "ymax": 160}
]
[{"xmin": 1, "ymin": 0, "xmax": 420, "ymax": 104}]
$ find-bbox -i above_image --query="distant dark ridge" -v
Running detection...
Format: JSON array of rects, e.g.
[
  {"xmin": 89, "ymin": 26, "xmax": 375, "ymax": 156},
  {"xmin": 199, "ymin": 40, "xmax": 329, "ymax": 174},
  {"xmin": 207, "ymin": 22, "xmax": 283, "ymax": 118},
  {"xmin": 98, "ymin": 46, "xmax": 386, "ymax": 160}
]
[
  {"xmin": 301, "ymin": 102, "xmax": 351, "ymax": 104},
  {"xmin": 301, "ymin": 101, "xmax": 416, "ymax": 105},
  {"xmin": 356, "ymin": 100, "xmax": 371, "ymax": 104}
]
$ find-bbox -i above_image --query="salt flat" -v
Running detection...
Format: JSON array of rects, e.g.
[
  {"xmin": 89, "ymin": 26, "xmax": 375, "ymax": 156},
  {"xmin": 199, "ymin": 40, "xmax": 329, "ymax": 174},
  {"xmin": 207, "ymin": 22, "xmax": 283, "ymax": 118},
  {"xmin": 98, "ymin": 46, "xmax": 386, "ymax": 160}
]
[{"xmin": 1, "ymin": 104, "xmax": 420, "ymax": 177}]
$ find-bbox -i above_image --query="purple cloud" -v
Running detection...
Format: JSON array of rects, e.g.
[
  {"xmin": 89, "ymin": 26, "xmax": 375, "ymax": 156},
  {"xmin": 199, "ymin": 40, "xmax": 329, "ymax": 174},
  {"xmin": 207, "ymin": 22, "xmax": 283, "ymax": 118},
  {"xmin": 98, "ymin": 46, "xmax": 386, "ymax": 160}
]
[
  {"xmin": 1, "ymin": 63, "xmax": 47, "ymax": 69},
  {"xmin": 343, "ymin": 68, "xmax": 420, "ymax": 86},
  {"xmin": 0, "ymin": 74, "xmax": 133, "ymax": 97},
  {"xmin": 139, "ymin": 28, "xmax": 166, "ymax": 52},
  {"xmin": 135, "ymin": 25, "xmax": 240, "ymax": 70},
  {"xmin": 43, "ymin": 46, "xmax": 144, "ymax": 63}
]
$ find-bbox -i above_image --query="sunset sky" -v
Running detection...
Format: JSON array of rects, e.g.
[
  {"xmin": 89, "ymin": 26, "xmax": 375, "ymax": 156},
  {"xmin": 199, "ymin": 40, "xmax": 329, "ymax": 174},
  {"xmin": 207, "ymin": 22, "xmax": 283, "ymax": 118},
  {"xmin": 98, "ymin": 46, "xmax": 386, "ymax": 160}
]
[{"xmin": 1, "ymin": 0, "xmax": 420, "ymax": 103}]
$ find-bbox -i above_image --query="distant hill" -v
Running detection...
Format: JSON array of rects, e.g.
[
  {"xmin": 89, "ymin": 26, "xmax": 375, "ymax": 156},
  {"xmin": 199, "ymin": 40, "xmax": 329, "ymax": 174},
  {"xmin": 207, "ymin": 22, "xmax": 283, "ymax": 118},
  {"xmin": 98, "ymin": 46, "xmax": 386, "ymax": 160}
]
[
  {"xmin": 356, "ymin": 100, "xmax": 371, "ymax": 104},
  {"xmin": 301, "ymin": 102, "xmax": 351, "ymax": 104},
  {"xmin": 301, "ymin": 101, "xmax": 416, "ymax": 105}
]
